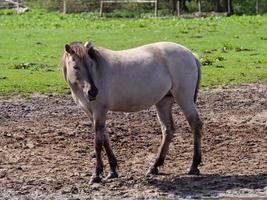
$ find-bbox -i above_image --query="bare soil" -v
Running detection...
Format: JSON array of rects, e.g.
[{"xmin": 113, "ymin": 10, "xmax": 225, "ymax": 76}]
[{"xmin": 0, "ymin": 84, "xmax": 266, "ymax": 199}]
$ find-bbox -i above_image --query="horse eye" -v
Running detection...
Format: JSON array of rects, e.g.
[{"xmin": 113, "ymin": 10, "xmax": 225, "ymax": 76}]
[{"xmin": 73, "ymin": 65, "xmax": 79, "ymax": 70}]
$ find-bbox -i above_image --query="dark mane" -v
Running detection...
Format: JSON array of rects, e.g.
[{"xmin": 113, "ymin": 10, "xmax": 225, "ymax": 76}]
[
  {"xmin": 88, "ymin": 45, "xmax": 101, "ymax": 64},
  {"xmin": 69, "ymin": 41, "xmax": 102, "ymax": 65},
  {"xmin": 69, "ymin": 42, "xmax": 87, "ymax": 59},
  {"xmin": 60, "ymin": 41, "xmax": 102, "ymax": 73}
]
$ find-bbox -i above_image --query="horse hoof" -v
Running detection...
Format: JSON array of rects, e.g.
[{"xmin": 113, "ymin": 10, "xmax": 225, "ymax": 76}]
[
  {"xmin": 146, "ymin": 167, "xmax": 158, "ymax": 176},
  {"xmin": 89, "ymin": 175, "xmax": 102, "ymax": 184},
  {"xmin": 105, "ymin": 171, "xmax": 118, "ymax": 179},
  {"xmin": 188, "ymin": 168, "xmax": 200, "ymax": 175}
]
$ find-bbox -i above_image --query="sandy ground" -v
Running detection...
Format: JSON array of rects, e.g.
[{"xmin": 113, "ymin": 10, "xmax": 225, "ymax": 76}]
[{"xmin": 0, "ymin": 84, "xmax": 266, "ymax": 199}]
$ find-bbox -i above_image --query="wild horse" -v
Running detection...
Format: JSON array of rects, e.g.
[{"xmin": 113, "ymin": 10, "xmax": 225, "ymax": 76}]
[{"xmin": 60, "ymin": 41, "xmax": 202, "ymax": 184}]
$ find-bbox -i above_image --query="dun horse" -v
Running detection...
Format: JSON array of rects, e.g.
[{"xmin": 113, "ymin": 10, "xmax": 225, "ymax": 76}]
[{"xmin": 60, "ymin": 41, "xmax": 202, "ymax": 184}]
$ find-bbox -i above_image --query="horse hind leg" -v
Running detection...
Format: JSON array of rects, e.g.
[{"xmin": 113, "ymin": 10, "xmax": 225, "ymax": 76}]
[
  {"xmin": 172, "ymin": 89, "xmax": 203, "ymax": 175},
  {"xmin": 187, "ymin": 110, "xmax": 202, "ymax": 175},
  {"xmin": 147, "ymin": 95, "xmax": 175, "ymax": 176}
]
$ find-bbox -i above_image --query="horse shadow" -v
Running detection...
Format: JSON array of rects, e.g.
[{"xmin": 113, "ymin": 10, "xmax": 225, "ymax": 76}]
[{"xmin": 144, "ymin": 173, "xmax": 267, "ymax": 198}]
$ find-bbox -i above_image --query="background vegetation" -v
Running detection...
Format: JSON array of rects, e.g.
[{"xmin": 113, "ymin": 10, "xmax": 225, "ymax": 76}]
[
  {"xmin": 0, "ymin": 10, "xmax": 266, "ymax": 95},
  {"xmin": 22, "ymin": 0, "xmax": 267, "ymax": 16}
]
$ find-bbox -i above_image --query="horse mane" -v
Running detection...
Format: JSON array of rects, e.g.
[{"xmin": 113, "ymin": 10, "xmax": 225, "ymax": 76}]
[
  {"xmin": 88, "ymin": 45, "xmax": 101, "ymax": 64},
  {"xmin": 60, "ymin": 51, "xmax": 67, "ymax": 72},
  {"xmin": 69, "ymin": 42, "xmax": 87, "ymax": 58},
  {"xmin": 60, "ymin": 41, "xmax": 101, "ymax": 71}
]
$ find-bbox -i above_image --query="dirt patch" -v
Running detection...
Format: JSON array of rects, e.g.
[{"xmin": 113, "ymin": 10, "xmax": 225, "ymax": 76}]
[{"xmin": 0, "ymin": 84, "xmax": 266, "ymax": 199}]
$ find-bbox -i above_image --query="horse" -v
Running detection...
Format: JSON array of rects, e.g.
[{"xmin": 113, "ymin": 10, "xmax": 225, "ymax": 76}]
[{"xmin": 60, "ymin": 41, "xmax": 203, "ymax": 184}]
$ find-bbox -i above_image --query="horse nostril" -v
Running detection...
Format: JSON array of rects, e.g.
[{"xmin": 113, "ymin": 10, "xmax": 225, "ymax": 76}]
[{"xmin": 88, "ymin": 90, "xmax": 96, "ymax": 101}]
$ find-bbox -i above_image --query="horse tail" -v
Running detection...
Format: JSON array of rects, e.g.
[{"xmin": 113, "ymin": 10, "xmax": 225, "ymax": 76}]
[{"xmin": 194, "ymin": 56, "xmax": 201, "ymax": 103}]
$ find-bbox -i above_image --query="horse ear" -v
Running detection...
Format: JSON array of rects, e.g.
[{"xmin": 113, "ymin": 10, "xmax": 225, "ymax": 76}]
[
  {"xmin": 65, "ymin": 44, "xmax": 74, "ymax": 55},
  {"xmin": 85, "ymin": 41, "xmax": 99, "ymax": 63},
  {"xmin": 84, "ymin": 41, "xmax": 93, "ymax": 50},
  {"xmin": 85, "ymin": 41, "xmax": 96, "ymax": 59}
]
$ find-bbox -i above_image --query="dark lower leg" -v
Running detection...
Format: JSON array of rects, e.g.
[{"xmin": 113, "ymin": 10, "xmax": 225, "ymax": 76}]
[
  {"xmin": 103, "ymin": 134, "xmax": 118, "ymax": 179},
  {"xmin": 90, "ymin": 139, "xmax": 103, "ymax": 184},
  {"xmin": 147, "ymin": 128, "xmax": 174, "ymax": 176},
  {"xmin": 188, "ymin": 116, "xmax": 202, "ymax": 175},
  {"xmin": 90, "ymin": 120, "xmax": 105, "ymax": 184},
  {"xmin": 147, "ymin": 98, "xmax": 174, "ymax": 176}
]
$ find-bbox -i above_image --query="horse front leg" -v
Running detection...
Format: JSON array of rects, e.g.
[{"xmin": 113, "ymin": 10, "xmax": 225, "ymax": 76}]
[
  {"xmin": 103, "ymin": 132, "xmax": 118, "ymax": 179},
  {"xmin": 89, "ymin": 111, "xmax": 107, "ymax": 184}
]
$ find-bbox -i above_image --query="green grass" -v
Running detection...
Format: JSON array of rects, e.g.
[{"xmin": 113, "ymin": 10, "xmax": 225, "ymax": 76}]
[{"xmin": 0, "ymin": 10, "xmax": 267, "ymax": 95}]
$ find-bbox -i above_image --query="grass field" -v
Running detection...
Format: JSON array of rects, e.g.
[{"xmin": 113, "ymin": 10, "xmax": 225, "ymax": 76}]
[{"xmin": 0, "ymin": 10, "xmax": 266, "ymax": 95}]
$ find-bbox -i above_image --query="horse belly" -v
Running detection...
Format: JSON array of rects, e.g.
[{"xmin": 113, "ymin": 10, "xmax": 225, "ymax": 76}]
[{"xmin": 108, "ymin": 71, "xmax": 172, "ymax": 112}]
